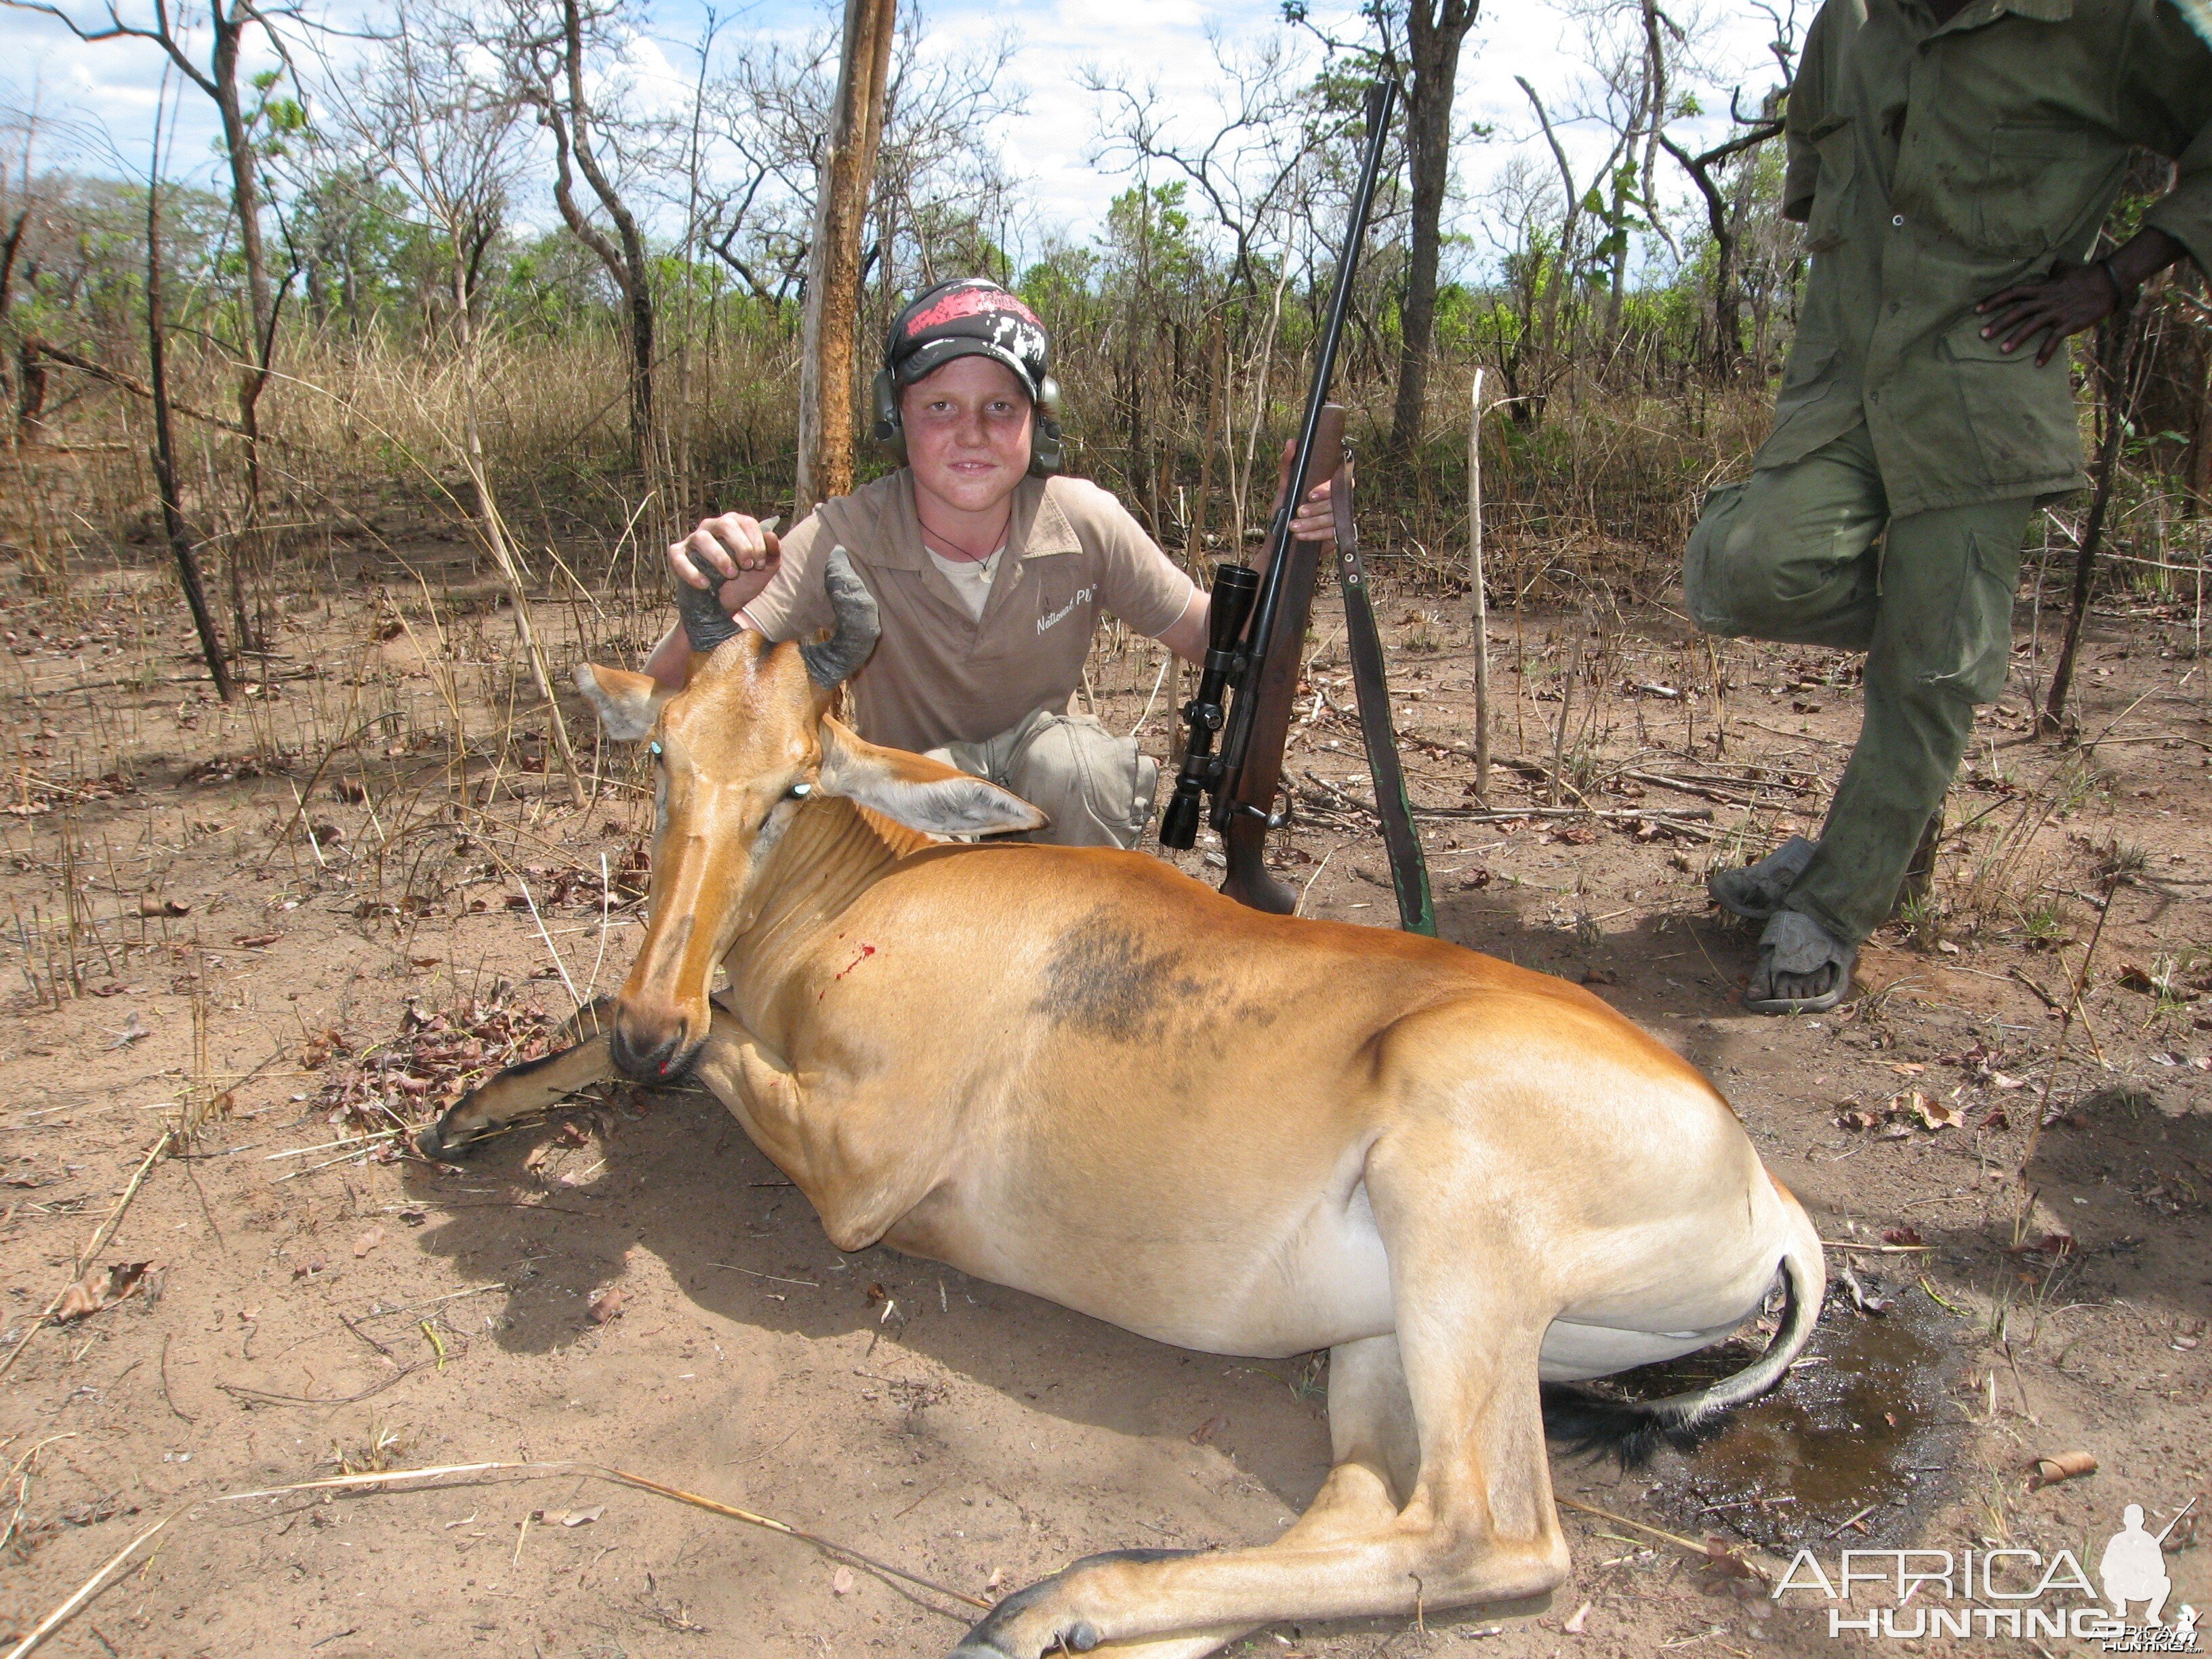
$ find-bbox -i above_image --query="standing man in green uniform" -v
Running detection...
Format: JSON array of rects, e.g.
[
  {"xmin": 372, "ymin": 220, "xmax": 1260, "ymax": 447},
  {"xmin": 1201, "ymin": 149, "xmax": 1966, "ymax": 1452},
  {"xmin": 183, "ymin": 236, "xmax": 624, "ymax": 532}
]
[{"xmin": 1685, "ymin": 0, "xmax": 2212, "ymax": 1013}]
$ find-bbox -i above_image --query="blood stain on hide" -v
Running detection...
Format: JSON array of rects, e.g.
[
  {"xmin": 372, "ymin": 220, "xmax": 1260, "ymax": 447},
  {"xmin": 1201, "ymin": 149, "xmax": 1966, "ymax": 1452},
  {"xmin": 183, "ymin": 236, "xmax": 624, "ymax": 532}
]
[{"xmin": 1033, "ymin": 912, "xmax": 1206, "ymax": 1043}]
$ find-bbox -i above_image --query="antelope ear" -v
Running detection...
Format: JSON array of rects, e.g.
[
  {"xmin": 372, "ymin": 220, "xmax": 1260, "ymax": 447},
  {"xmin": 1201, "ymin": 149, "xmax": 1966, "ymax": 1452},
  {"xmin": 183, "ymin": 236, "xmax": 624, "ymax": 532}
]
[
  {"xmin": 816, "ymin": 716, "xmax": 1048, "ymax": 837},
  {"xmin": 575, "ymin": 664, "xmax": 671, "ymax": 742}
]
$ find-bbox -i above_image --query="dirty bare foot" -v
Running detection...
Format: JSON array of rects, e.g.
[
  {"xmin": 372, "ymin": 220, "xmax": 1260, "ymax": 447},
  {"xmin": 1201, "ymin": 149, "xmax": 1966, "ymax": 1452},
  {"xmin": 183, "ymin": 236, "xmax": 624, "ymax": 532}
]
[{"xmin": 1745, "ymin": 908, "xmax": 1856, "ymax": 1014}]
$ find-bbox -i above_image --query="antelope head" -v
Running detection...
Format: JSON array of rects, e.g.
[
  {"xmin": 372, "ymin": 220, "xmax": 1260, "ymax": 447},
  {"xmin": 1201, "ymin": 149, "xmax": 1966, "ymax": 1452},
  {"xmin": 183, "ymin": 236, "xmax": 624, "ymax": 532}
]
[{"xmin": 573, "ymin": 548, "xmax": 1046, "ymax": 1081}]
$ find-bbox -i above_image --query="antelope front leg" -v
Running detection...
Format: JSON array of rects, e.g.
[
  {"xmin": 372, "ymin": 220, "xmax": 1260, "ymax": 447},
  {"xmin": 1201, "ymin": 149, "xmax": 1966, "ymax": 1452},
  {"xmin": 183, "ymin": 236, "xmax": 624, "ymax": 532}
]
[{"xmin": 418, "ymin": 998, "xmax": 616, "ymax": 1160}]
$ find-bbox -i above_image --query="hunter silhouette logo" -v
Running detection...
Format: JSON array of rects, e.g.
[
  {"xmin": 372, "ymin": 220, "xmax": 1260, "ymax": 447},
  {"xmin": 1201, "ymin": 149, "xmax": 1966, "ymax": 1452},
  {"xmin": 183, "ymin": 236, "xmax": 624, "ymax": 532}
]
[
  {"xmin": 2097, "ymin": 1500, "xmax": 2199, "ymax": 1649},
  {"xmin": 1771, "ymin": 1494, "xmax": 2200, "ymax": 1647}
]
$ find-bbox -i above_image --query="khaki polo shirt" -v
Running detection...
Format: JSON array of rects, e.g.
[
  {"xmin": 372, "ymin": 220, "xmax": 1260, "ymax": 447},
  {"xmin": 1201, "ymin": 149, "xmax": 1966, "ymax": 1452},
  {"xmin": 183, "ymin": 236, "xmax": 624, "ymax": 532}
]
[
  {"xmin": 739, "ymin": 471, "xmax": 1195, "ymax": 753},
  {"xmin": 1767, "ymin": 0, "xmax": 2212, "ymax": 515}
]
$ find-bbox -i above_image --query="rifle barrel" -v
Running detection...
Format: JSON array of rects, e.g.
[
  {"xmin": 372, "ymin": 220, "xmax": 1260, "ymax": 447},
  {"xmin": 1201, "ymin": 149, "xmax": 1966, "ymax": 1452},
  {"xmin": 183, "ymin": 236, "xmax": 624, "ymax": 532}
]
[{"xmin": 1214, "ymin": 73, "xmax": 1401, "ymax": 811}]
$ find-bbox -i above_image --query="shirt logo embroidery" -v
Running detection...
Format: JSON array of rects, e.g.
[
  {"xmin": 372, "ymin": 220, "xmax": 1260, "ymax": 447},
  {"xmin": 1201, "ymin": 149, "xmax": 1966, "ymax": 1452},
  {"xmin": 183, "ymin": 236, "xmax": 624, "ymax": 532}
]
[{"xmin": 1036, "ymin": 587, "xmax": 1095, "ymax": 635}]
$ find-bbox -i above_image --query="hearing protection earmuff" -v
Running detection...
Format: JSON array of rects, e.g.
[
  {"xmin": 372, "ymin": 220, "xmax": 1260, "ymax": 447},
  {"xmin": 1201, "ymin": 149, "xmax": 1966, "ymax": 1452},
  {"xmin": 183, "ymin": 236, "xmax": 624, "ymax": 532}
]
[{"xmin": 872, "ymin": 367, "xmax": 1064, "ymax": 478}]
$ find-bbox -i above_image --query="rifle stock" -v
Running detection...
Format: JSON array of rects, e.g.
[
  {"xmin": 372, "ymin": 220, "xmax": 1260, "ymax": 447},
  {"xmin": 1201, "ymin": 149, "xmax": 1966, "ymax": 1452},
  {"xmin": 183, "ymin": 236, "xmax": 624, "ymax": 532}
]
[{"xmin": 1218, "ymin": 405, "xmax": 1345, "ymax": 913}]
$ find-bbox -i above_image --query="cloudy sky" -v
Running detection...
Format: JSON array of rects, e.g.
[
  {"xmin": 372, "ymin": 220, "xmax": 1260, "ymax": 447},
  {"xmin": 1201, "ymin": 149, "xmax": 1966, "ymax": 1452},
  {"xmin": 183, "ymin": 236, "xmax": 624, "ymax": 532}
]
[{"xmin": 1, "ymin": 0, "xmax": 1793, "ymax": 279}]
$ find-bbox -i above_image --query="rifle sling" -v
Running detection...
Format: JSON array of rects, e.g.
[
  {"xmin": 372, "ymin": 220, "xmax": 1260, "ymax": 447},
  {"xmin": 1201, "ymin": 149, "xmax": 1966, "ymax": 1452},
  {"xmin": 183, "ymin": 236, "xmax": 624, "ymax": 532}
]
[{"xmin": 1331, "ymin": 466, "xmax": 1436, "ymax": 937}]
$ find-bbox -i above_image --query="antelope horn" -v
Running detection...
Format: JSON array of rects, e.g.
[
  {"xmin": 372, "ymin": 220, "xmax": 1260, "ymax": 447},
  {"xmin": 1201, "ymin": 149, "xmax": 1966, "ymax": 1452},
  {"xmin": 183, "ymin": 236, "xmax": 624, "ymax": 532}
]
[
  {"xmin": 673, "ymin": 573, "xmax": 741, "ymax": 653},
  {"xmin": 798, "ymin": 546, "xmax": 879, "ymax": 687}
]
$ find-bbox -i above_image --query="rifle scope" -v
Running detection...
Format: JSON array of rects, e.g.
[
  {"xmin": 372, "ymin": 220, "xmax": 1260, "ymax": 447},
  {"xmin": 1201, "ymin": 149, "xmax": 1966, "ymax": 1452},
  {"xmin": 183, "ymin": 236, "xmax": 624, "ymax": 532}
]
[{"xmin": 1158, "ymin": 562, "xmax": 1261, "ymax": 850}]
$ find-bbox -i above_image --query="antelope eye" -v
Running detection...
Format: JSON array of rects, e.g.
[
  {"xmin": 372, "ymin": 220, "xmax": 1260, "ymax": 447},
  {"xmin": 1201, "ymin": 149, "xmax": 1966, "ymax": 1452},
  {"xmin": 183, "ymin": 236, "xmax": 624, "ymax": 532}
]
[
  {"xmin": 648, "ymin": 741, "xmax": 663, "ymax": 758},
  {"xmin": 785, "ymin": 781, "xmax": 812, "ymax": 800}
]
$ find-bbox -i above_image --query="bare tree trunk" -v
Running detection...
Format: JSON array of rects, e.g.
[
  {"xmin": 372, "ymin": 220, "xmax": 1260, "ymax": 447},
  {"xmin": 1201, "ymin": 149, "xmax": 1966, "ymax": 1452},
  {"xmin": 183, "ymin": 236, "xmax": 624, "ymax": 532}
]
[
  {"xmin": 203, "ymin": 5, "xmax": 275, "ymax": 655},
  {"xmin": 2044, "ymin": 302, "xmax": 2141, "ymax": 735},
  {"xmin": 146, "ymin": 171, "xmax": 234, "ymax": 703},
  {"xmin": 796, "ymin": 0, "xmax": 897, "ymax": 513},
  {"xmin": 1387, "ymin": 0, "xmax": 1479, "ymax": 457}
]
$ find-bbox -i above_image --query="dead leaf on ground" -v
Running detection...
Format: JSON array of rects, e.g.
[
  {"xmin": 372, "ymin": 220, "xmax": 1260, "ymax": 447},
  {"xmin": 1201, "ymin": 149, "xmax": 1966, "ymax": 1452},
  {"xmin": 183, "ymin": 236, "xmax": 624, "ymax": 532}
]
[
  {"xmin": 1580, "ymin": 967, "xmax": 1618, "ymax": 986},
  {"xmin": 106, "ymin": 1012, "xmax": 150, "ymax": 1051},
  {"xmin": 587, "ymin": 1287, "xmax": 624, "ymax": 1324},
  {"xmin": 232, "ymin": 932, "xmax": 281, "ymax": 949},
  {"xmin": 138, "ymin": 893, "xmax": 190, "ymax": 917},
  {"xmin": 1563, "ymin": 1600, "xmax": 1593, "ymax": 1635},
  {"xmin": 1905, "ymin": 1090, "xmax": 1963, "ymax": 1131},
  {"xmin": 1700, "ymin": 1539, "xmax": 1761, "ymax": 1581},
  {"xmin": 536, "ymin": 1506, "xmax": 604, "ymax": 1527},
  {"xmin": 1189, "ymin": 1413, "xmax": 1227, "ymax": 1446},
  {"xmin": 1837, "ymin": 1106, "xmax": 1883, "ymax": 1132},
  {"xmin": 831, "ymin": 1565, "xmax": 855, "ymax": 1596},
  {"xmin": 52, "ymin": 1261, "xmax": 154, "ymax": 1322},
  {"xmin": 352, "ymin": 1225, "xmax": 386, "ymax": 1258},
  {"xmin": 1881, "ymin": 1226, "xmax": 1925, "ymax": 1247},
  {"xmin": 2026, "ymin": 1450, "xmax": 2097, "ymax": 1490}
]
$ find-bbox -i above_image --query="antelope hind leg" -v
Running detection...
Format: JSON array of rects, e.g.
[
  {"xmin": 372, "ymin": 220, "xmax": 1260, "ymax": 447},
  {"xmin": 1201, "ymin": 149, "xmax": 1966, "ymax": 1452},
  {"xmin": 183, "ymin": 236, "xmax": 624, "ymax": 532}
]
[
  {"xmin": 1018, "ymin": 1334, "xmax": 1426, "ymax": 1659},
  {"xmin": 418, "ymin": 998, "xmax": 617, "ymax": 1160},
  {"xmin": 948, "ymin": 1254, "xmax": 1568, "ymax": 1656}
]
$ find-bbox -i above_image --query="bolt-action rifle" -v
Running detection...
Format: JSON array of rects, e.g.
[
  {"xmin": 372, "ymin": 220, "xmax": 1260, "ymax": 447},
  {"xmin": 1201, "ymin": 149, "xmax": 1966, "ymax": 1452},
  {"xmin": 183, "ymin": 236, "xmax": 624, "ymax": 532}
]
[{"xmin": 1159, "ymin": 73, "xmax": 1410, "ymax": 919}]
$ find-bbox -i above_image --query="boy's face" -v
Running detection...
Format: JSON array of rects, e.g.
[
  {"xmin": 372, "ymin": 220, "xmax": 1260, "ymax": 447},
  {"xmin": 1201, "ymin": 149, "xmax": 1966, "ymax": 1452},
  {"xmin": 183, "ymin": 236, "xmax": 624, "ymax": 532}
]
[{"xmin": 899, "ymin": 355, "xmax": 1033, "ymax": 516}]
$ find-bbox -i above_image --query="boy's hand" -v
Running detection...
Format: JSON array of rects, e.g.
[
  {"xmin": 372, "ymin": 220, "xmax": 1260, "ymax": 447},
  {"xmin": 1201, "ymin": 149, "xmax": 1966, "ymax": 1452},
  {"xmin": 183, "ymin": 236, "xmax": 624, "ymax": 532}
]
[
  {"xmin": 670, "ymin": 514, "xmax": 781, "ymax": 615},
  {"xmin": 1275, "ymin": 439, "xmax": 1348, "ymax": 550}
]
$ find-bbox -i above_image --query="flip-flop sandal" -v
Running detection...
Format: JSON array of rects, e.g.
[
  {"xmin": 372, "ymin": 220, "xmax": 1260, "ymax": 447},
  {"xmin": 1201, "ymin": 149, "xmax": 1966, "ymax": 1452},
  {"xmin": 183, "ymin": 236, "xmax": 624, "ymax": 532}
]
[
  {"xmin": 1709, "ymin": 835, "xmax": 1818, "ymax": 921},
  {"xmin": 1744, "ymin": 908, "xmax": 1857, "ymax": 1015}
]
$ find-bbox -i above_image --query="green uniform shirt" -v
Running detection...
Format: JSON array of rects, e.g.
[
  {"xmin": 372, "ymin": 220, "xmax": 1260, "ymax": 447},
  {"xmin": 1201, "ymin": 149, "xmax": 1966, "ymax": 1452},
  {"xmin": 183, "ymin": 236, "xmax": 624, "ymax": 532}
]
[{"xmin": 1765, "ymin": 0, "xmax": 2212, "ymax": 515}]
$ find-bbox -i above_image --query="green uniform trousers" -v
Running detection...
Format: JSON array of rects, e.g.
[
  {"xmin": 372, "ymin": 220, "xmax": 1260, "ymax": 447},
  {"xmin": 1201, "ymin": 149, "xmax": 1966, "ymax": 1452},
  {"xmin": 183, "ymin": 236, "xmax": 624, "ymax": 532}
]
[
  {"xmin": 926, "ymin": 709, "xmax": 1160, "ymax": 849},
  {"xmin": 1683, "ymin": 421, "xmax": 2033, "ymax": 947}
]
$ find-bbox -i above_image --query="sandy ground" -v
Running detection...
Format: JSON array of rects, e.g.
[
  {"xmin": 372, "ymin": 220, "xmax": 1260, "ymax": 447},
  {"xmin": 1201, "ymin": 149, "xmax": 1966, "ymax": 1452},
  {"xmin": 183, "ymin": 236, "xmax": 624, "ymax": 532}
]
[{"xmin": 1, "ymin": 546, "xmax": 2207, "ymax": 1658}]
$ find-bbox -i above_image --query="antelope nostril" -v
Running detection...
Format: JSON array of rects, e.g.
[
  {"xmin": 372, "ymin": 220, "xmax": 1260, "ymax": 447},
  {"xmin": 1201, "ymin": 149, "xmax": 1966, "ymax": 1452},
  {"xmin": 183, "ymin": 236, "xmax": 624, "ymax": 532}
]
[{"xmin": 609, "ymin": 1012, "xmax": 695, "ymax": 1083}]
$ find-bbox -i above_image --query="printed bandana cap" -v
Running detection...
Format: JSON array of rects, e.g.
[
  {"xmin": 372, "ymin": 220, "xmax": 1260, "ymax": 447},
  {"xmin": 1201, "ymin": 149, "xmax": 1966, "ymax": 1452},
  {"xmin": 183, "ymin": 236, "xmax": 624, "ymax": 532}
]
[{"xmin": 887, "ymin": 279, "xmax": 1050, "ymax": 403}]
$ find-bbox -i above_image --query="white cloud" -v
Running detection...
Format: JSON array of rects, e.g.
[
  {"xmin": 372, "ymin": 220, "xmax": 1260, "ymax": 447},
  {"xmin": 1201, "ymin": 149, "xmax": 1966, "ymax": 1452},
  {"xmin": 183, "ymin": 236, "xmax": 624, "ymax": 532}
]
[{"xmin": 3, "ymin": 0, "xmax": 1788, "ymax": 278}]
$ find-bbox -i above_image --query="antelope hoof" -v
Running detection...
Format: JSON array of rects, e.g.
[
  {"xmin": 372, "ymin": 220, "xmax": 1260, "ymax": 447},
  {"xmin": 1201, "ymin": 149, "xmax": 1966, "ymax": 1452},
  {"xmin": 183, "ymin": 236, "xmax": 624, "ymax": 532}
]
[
  {"xmin": 947, "ymin": 1549, "xmax": 1193, "ymax": 1658},
  {"xmin": 417, "ymin": 1105, "xmax": 478, "ymax": 1162}
]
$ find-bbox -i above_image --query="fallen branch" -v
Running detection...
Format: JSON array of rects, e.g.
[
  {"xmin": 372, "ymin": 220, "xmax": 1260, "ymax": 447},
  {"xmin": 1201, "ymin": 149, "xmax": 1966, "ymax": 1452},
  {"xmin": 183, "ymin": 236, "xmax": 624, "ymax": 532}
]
[
  {"xmin": 2, "ymin": 1511, "xmax": 176, "ymax": 1659},
  {"xmin": 218, "ymin": 1458, "xmax": 989, "ymax": 1614},
  {"xmin": 1554, "ymin": 1496, "xmax": 1771, "ymax": 1583},
  {"xmin": 24, "ymin": 340, "xmax": 249, "ymax": 436},
  {"xmin": 1297, "ymin": 771, "xmax": 1716, "ymax": 838}
]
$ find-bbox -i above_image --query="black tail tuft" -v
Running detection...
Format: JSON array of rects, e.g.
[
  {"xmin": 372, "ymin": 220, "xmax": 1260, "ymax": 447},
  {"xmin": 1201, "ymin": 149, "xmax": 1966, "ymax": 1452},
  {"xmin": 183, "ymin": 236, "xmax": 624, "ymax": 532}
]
[{"xmin": 1539, "ymin": 1383, "xmax": 1732, "ymax": 1470}]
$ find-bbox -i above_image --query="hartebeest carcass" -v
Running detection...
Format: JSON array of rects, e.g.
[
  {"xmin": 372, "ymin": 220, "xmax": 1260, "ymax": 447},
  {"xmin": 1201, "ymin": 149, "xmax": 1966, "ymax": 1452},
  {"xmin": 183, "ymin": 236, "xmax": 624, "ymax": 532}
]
[{"xmin": 424, "ymin": 551, "xmax": 1826, "ymax": 1659}]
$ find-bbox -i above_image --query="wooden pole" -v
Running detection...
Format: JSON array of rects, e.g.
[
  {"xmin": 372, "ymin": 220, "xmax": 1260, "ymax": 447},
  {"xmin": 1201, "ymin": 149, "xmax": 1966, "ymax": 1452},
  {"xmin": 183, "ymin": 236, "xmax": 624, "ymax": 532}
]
[
  {"xmin": 794, "ymin": 0, "xmax": 897, "ymax": 514},
  {"xmin": 1467, "ymin": 367, "xmax": 1490, "ymax": 804}
]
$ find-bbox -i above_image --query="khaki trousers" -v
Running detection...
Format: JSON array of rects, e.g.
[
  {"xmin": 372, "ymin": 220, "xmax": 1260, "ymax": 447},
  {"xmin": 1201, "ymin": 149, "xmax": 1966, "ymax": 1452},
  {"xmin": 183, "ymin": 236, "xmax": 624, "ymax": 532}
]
[
  {"xmin": 928, "ymin": 710, "xmax": 1160, "ymax": 850},
  {"xmin": 1683, "ymin": 422, "xmax": 2034, "ymax": 946}
]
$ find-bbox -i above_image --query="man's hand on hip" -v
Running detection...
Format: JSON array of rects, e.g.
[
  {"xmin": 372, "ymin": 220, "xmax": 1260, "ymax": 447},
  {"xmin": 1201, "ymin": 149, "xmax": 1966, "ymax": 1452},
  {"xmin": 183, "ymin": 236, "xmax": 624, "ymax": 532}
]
[
  {"xmin": 1976, "ymin": 227, "xmax": 2186, "ymax": 367},
  {"xmin": 669, "ymin": 512, "xmax": 781, "ymax": 616}
]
